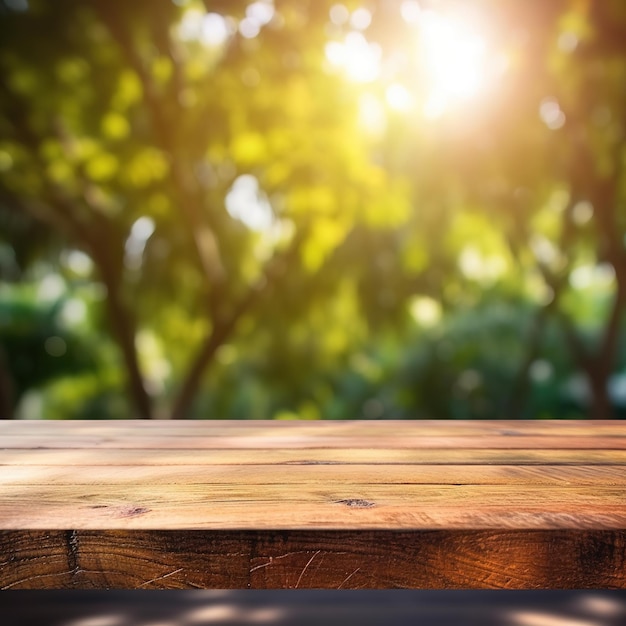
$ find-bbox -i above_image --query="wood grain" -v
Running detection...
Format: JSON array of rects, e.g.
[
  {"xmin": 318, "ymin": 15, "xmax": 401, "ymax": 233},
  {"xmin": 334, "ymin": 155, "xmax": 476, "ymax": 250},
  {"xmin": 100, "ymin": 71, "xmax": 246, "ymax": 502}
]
[
  {"xmin": 2, "ymin": 447, "xmax": 626, "ymax": 465},
  {"xmin": 3, "ymin": 464, "xmax": 626, "ymax": 486},
  {"xmin": 2, "ymin": 434, "xmax": 626, "ymax": 449},
  {"xmin": 1, "ymin": 420, "xmax": 625, "ymax": 588},
  {"xmin": 1, "ymin": 483, "xmax": 626, "ymax": 529},
  {"xmin": 1, "ymin": 530, "xmax": 624, "ymax": 589}
]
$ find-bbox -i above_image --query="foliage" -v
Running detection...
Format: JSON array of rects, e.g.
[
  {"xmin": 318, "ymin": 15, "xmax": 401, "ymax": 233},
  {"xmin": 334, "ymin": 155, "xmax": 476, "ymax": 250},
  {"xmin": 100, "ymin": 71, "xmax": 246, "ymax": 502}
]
[
  {"xmin": 0, "ymin": 286, "xmax": 98, "ymax": 415},
  {"xmin": 1, "ymin": 0, "xmax": 626, "ymax": 419}
]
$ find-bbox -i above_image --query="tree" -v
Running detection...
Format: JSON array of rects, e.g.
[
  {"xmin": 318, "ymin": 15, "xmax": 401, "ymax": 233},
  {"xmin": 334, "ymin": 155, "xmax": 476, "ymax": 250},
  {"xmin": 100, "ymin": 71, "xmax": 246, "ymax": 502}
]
[
  {"xmin": 2, "ymin": 0, "xmax": 626, "ymax": 420},
  {"xmin": 409, "ymin": 0, "xmax": 626, "ymax": 418},
  {"xmin": 0, "ymin": 0, "xmax": 399, "ymax": 418}
]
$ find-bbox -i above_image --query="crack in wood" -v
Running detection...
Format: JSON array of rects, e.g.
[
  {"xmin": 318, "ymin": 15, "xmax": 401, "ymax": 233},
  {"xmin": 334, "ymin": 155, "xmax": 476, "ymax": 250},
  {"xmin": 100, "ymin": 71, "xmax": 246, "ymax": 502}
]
[{"xmin": 66, "ymin": 529, "xmax": 80, "ymax": 584}]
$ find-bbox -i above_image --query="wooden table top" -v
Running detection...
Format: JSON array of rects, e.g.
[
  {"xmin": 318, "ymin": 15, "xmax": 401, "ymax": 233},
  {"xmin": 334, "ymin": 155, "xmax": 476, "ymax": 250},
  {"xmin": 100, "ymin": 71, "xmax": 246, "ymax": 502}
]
[
  {"xmin": 2, "ymin": 419, "xmax": 626, "ymax": 530},
  {"xmin": 1, "ymin": 420, "xmax": 625, "ymax": 589}
]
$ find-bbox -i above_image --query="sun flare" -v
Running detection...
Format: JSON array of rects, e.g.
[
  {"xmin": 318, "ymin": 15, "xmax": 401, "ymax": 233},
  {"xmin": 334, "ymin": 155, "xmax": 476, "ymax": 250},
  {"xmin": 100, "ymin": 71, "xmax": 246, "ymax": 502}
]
[
  {"xmin": 325, "ymin": 4, "xmax": 495, "ymax": 120},
  {"xmin": 417, "ymin": 9, "xmax": 490, "ymax": 117}
]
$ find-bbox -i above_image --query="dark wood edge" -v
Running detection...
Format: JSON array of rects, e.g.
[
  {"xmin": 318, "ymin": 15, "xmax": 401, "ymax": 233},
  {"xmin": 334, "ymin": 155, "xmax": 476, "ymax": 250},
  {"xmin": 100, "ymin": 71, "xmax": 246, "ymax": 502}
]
[{"xmin": 1, "ymin": 530, "xmax": 624, "ymax": 590}]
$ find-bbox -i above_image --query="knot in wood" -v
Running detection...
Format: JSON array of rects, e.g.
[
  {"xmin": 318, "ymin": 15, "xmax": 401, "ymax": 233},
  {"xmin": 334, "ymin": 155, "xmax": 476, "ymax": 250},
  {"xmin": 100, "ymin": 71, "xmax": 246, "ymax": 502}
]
[
  {"xmin": 335, "ymin": 498, "xmax": 375, "ymax": 508},
  {"xmin": 119, "ymin": 505, "xmax": 150, "ymax": 518}
]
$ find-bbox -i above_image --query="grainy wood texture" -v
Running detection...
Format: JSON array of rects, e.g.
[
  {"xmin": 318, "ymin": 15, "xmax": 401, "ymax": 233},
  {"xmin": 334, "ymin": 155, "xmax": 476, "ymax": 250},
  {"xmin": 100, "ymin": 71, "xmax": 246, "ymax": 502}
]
[{"xmin": 1, "ymin": 420, "xmax": 625, "ymax": 589}]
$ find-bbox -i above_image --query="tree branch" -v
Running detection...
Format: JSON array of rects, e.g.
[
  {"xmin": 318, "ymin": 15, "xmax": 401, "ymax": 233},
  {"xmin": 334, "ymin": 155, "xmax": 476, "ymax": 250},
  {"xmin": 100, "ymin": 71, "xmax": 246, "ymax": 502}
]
[
  {"xmin": 92, "ymin": 1, "xmax": 226, "ymax": 287},
  {"xmin": 171, "ymin": 229, "xmax": 308, "ymax": 419}
]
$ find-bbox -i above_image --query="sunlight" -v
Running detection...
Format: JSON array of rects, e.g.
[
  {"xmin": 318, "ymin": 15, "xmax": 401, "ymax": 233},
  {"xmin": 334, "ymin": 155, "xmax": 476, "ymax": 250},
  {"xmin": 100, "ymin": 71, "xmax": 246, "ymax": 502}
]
[
  {"xmin": 417, "ymin": 9, "xmax": 489, "ymax": 117},
  {"xmin": 409, "ymin": 296, "xmax": 442, "ymax": 327},
  {"xmin": 511, "ymin": 611, "xmax": 601, "ymax": 626},
  {"xmin": 326, "ymin": 4, "xmax": 497, "ymax": 119},
  {"xmin": 576, "ymin": 595, "xmax": 625, "ymax": 617},
  {"xmin": 65, "ymin": 615, "xmax": 124, "ymax": 626},
  {"xmin": 125, "ymin": 216, "xmax": 155, "ymax": 270},
  {"xmin": 179, "ymin": 1, "xmax": 274, "ymax": 45},
  {"xmin": 325, "ymin": 32, "xmax": 381, "ymax": 83},
  {"xmin": 184, "ymin": 603, "xmax": 240, "ymax": 622},
  {"xmin": 386, "ymin": 83, "xmax": 413, "ymax": 111},
  {"xmin": 225, "ymin": 174, "xmax": 274, "ymax": 232}
]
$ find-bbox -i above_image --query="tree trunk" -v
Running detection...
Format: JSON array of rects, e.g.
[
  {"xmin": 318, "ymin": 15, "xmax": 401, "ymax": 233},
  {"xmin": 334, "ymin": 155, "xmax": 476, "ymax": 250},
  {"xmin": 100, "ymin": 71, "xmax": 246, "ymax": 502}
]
[
  {"xmin": 560, "ymin": 273, "xmax": 625, "ymax": 420},
  {"xmin": 170, "ymin": 324, "xmax": 228, "ymax": 420},
  {"xmin": 0, "ymin": 347, "xmax": 14, "ymax": 419},
  {"xmin": 507, "ymin": 307, "xmax": 551, "ymax": 419},
  {"xmin": 587, "ymin": 370, "xmax": 614, "ymax": 420},
  {"xmin": 102, "ymin": 287, "xmax": 153, "ymax": 419},
  {"xmin": 584, "ymin": 276, "xmax": 626, "ymax": 420}
]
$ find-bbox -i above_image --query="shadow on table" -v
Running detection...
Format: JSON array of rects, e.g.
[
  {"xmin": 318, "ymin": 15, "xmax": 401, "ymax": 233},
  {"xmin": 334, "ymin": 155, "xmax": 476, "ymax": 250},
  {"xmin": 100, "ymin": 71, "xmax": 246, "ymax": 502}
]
[{"xmin": 1, "ymin": 590, "xmax": 625, "ymax": 626}]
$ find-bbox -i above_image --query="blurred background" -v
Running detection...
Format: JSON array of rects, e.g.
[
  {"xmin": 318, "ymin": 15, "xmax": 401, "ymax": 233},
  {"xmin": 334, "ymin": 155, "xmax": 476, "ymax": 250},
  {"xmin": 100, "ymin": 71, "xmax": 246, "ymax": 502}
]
[
  {"xmin": 1, "ymin": 590, "xmax": 625, "ymax": 626},
  {"xmin": 2, "ymin": 0, "xmax": 626, "ymax": 421}
]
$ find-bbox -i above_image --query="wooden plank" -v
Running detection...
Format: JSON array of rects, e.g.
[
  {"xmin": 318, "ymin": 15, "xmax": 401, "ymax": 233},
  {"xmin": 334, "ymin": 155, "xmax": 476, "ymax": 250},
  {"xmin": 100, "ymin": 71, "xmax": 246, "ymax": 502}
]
[
  {"xmin": 3, "ymin": 419, "xmax": 625, "ymax": 436},
  {"xmin": 2, "ymin": 434, "xmax": 626, "ymax": 449},
  {"xmin": 1, "ymin": 484, "xmax": 625, "ymax": 530},
  {"xmin": 1, "ymin": 530, "xmax": 624, "ymax": 589},
  {"xmin": 2, "ymin": 464, "xmax": 626, "ymax": 486},
  {"xmin": 2, "ymin": 447, "xmax": 626, "ymax": 465}
]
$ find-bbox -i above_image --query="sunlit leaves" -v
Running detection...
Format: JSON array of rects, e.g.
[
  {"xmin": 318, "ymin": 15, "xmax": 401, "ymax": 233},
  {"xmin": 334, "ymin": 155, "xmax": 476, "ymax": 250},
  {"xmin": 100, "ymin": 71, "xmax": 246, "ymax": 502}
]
[
  {"xmin": 85, "ymin": 152, "xmax": 118, "ymax": 182},
  {"xmin": 229, "ymin": 131, "xmax": 266, "ymax": 167},
  {"xmin": 301, "ymin": 216, "xmax": 349, "ymax": 272},
  {"xmin": 101, "ymin": 112, "xmax": 130, "ymax": 140},
  {"xmin": 122, "ymin": 148, "xmax": 169, "ymax": 188},
  {"xmin": 111, "ymin": 70, "xmax": 142, "ymax": 110}
]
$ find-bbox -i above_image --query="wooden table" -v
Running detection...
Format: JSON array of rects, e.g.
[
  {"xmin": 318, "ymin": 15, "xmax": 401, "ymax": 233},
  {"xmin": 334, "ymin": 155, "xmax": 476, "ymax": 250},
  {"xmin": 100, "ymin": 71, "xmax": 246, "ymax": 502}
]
[{"xmin": 1, "ymin": 420, "xmax": 625, "ymax": 589}]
